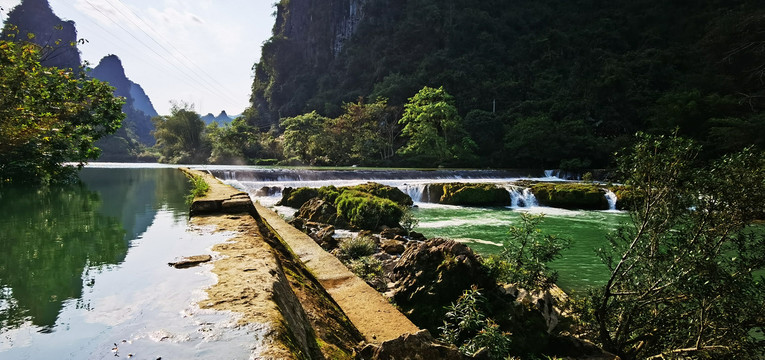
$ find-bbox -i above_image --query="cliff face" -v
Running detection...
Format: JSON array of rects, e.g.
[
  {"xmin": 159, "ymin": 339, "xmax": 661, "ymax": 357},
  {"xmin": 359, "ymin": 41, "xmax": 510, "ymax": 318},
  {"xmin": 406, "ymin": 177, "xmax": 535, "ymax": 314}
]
[
  {"xmin": 250, "ymin": 0, "xmax": 765, "ymax": 168},
  {"xmin": 251, "ymin": 0, "xmax": 368, "ymax": 126},
  {"xmin": 1, "ymin": 0, "xmax": 81, "ymax": 70},
  {"xmin": 91, "ymin": 55, "xmax": 157, "ymax": 155}
]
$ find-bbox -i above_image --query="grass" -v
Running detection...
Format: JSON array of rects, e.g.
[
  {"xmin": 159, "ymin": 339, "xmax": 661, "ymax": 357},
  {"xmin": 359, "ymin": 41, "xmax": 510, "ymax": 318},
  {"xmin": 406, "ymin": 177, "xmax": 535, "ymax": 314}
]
[{"xmin": 185, "ymin": 174, "xmax": 210, "ymax": 205}]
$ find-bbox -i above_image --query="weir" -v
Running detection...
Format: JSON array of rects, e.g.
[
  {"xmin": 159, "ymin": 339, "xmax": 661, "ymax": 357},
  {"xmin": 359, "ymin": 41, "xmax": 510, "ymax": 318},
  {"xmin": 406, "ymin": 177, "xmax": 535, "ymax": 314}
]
[{"xmin": 179, "ymin": 168, "xmax": 421, "ymax": 358}]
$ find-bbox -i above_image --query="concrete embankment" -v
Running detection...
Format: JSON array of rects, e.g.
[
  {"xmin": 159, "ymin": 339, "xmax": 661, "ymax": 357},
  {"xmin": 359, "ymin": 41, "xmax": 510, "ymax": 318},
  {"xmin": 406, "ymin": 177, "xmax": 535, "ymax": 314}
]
[{"xmin": 179, "ymin": 168, "xmax": 421, "ymax": 359}]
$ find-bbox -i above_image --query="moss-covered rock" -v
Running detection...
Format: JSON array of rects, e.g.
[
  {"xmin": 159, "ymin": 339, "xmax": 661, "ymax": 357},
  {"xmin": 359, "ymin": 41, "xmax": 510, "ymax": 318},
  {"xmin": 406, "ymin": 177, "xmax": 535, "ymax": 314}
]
[
  {"xmin": 436, "ymin": 183, "xmax": 511, "ymax": 206},
  {"xmin": 530, "ymin": 183, "xmax": 609, "ymax": 210},
  {"xmin": 335, "ymin": 190, "xmax": 404, "ymax": 230},
  {"xmin": 277, "ymin": 187, "xmax": 319, "ymax": 208},
  {"xmin": 610, "ymin": 185, "xmax": 643, "ymax": 210},
  {"xmin": 341, "ymin": 182, "xmax": 413, "ymax": 206}
]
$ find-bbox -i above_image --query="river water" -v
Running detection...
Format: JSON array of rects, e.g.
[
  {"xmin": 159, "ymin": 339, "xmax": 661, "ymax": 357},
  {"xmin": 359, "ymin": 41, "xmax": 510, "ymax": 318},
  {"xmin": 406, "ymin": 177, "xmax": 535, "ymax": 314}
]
[
  {"xmin": 210, "ymin": 166, "xmax": 628, "ymax": 291},
  {"xmin": 0, "ymin": 166, "xmax": 256, "ymax": 360}
]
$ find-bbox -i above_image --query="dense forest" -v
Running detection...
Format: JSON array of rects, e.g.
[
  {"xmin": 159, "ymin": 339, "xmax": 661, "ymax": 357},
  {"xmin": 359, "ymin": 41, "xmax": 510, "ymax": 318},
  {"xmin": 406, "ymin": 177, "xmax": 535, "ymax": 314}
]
[{"xmin": 244, "ymin": 0, "xmax": 765, "ymax": 169}]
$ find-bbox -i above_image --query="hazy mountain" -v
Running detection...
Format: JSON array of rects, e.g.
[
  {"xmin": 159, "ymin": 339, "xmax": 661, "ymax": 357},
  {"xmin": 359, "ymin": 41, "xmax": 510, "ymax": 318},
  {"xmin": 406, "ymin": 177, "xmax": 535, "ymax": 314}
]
[
  {"xmin": 201, "ymin": 111, "xmax": 234, "ymax": 125},
  {"xmin": 1, "ymin": 0, "xmax": 81, "ymax": 70}
]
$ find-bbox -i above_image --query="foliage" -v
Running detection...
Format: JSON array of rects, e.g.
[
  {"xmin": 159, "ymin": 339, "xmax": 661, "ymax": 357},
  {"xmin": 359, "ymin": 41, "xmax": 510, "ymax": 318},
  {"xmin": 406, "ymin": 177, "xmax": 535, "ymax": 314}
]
[
  {"xmin": 347, "ymin": 256, "xmax": 385, "ymax": 284},
  {"xmin": 280, "ymin": 110, "xmax": 329, "ymax": 165},
  {"xmin": 339, "ymin": 235, "xmax": 377, "ymax": 260},
  {"xmin": 252, "ymin": 0, "xmax": 765, "ymax": 168},
  {"xmin": 278, "ymin": 99, "xmax": 401, "ymax": 166},
  {"xmin": 0, "ymin": 40, "xmax": 124, "ymax": 184},
  {"xmin": 335, "ymin": 190, "xmax": 404, "ymax": 230},
  {"xmin": 206, "ymin": 117, "xmax": 276, "ymax": 164},
  {"xmin": 485, "ymin": 213, "xmax": 570, "ymax": 290},
  {"xmin": 151, "ymin": 102, "xmax": 210, "ymax": 164},
  {"xmin": 585, "ymin": 132, "xmax": 765, "ymax": 359},
  {"xmin": 438, "ymin": 287, "xmax": 513, "ymax": 359},
  {"xmin": 398, "ymin": 86, "xmax": 476, "ymax": 166},
  {"xmin": 399, "ymin": 207, "xmax": 419, "ymax": 236},
  {"xmin": 184, "ymin": 174, "xmax": 209, "ymax": 205}
]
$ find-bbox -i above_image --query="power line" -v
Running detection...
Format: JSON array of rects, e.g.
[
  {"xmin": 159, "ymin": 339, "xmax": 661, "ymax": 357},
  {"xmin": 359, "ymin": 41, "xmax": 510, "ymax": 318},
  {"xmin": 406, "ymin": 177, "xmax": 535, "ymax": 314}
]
[
  {"xmin": 79, "ymin": 0, "xmax": 236, "ymax": 108},
  {"xmin": 54, "ymin": 0, "xmax": 200, "ymax": 93},
  {"xmin": 101, "ymin": 0, "xmax": 239, "ymax": 100}
]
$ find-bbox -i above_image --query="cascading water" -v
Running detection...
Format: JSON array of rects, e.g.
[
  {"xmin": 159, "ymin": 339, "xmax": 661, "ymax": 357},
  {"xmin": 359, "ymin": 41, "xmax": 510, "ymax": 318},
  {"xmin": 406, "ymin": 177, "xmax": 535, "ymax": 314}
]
[
  {"xmin": 604, "ymin": 189, "xmax": 617, "ymax": 211},
  {"xmin": 507, "ymin": 186, "xmax": 538, "ymax": 208}
]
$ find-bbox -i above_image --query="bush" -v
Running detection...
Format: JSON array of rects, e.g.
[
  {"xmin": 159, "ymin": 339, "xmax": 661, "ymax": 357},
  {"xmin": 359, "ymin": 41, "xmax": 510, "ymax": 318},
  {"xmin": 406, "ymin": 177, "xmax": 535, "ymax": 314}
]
[
  {"xmin": 335, "ymin": 190, "xmax": 403, "ymax": 230},
  {"xmin": 340, "ymin": 235, "xmax": 377, "ymax": 259},
  {"xmin": 439, "ymin": 287, "xmax": 512, "ymax": 359},
  {"xmin": 185, "ymin": 175, "xmax": 210, "ymax": 204}
]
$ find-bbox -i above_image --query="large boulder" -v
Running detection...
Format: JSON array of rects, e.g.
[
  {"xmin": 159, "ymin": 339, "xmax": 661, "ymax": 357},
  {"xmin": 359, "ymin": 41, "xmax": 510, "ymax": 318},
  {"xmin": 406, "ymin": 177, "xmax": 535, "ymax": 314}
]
[
  {"xmin": 344, "ymin": 182, "xmax": 414, "ymax": 206},
  {"xmin": 530, "ymin": 183, "xmax": 609, "ymax": 210},
  {"xmin": 296, "ymin": 197, "xmax": 347, "ymax": 226},
  {"xmin": 278, "ymin": 187, "xmax": 319, "ymax": 208},
  {"xmin": 390, "ymin": 238, "xmax": 495, "ymax": 332},
  {"xmin": 433, "ymin": 183, "xmax": 511, "ymax": 206}
]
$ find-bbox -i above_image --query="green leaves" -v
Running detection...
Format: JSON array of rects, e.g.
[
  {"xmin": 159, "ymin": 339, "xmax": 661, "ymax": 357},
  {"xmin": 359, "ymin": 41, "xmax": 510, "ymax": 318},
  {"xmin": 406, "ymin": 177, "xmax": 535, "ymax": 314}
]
[
  {"xmin": 589, "ymin": 133, "xmax": 765, "ymax": 359},
  {"xmin": 0, "ymin": 40, "xmax": 124, "ymax": 184},
  {"xmin": 398, "ymin": 86, "xmax": 476, "ymax": 166}
]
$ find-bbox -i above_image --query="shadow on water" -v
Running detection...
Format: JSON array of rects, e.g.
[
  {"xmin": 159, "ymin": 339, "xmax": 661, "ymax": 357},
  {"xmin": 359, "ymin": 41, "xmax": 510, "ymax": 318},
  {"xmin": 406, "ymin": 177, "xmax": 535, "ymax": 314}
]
[{"xmin": 0, "ymin": 168, "xmax": 190, "ymax": 333}]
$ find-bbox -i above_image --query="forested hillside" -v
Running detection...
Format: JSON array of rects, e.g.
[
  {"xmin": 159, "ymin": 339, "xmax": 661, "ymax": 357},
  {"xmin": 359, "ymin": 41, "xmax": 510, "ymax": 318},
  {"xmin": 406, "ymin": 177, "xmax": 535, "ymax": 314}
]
[{"xmin": 249, "ymin": 0, "xmax": 765, "ymax": 168}]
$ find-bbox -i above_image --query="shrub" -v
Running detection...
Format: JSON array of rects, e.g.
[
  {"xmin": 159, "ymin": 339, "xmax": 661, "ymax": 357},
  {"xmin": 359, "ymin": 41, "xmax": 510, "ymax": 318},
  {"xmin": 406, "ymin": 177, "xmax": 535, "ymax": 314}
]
[
  {"xmin": 339, "ymin": 235, "xmax": 377, "ymax": 259},
  {"xmin": 335, "ymin": 190, "xmax": 403, "ymax": 230},
  {"xmin": 439, "ymin": 287, "xmax": 512, "ymax": 359},
  {"xmin": 185, "ymin": 175, "xmax": 210, "ymax": 204}
]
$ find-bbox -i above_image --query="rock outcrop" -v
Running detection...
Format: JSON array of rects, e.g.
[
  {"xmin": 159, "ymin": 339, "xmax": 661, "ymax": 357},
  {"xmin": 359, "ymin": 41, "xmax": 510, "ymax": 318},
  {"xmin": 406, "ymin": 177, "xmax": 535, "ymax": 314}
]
[
  {"xmin": 530, "ymin": 183, "xmax": 609, "ymax": 210},
  {"xmin": 390, "ymin": 238, "xmax": 495, "ymax": 332}
]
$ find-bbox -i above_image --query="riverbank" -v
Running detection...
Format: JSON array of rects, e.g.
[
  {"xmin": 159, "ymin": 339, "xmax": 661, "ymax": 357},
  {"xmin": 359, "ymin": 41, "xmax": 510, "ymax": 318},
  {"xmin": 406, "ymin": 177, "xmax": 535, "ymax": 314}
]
[{"xmin": 179, "ymin": 168, "xmax": 449, "ymax": 359}]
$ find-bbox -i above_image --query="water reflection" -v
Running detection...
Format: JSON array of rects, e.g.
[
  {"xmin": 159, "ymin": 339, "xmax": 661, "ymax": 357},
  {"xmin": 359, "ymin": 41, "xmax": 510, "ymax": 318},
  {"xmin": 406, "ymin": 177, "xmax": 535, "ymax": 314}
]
[{"xmin": 0, "ymin": 168, "xmax": 190, "ymax": 333}]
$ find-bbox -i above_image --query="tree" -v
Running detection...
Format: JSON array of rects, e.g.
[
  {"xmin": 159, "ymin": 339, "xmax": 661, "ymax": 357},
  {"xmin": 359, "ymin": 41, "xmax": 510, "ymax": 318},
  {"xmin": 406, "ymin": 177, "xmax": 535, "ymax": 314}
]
[
  {"xmin": 280, "ymin": 110, "xmax": 329, "ymax": 165},
  {"xmin": 587, "ymin": 132, "xmax": 765, "ymax": 359},
  {"xmin": 398, "ymin": 86, "xmax": 476, "ymax": 166},
  {"xmin": 0, "ymin": 40, "xmax": 124, "ymax": 184},
  {"xmin": 486, "ymin": 213, "xmax": 570, "ymax": 291},
  {"xmin": 151, "ymin": 102, "xmax": 209, "ymax": 164}
]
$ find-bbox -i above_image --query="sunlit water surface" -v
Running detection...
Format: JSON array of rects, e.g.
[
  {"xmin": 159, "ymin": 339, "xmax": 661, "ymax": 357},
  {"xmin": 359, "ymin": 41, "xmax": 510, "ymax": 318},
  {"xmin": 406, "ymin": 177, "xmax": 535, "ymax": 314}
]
[{"xmin": 0, "ymin": 166, "xmax": 257, "ymax": 360}]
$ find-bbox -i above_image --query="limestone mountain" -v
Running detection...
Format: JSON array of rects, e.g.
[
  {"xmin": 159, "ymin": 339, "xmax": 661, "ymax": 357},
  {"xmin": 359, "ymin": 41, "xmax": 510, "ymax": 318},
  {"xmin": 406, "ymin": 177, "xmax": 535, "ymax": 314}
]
[
  {"xmin": 250, "ymin": 0, "xmax": 765, "ymax": 168},
  {"xmin": 1, "ymin": 0, "xmax": 80, "ymax": 70},
  {"xmin": 201, "ymin": 111, "xmax": 234, "ymax": 125},
  {"xmin": 90, "ymin": 55, "xmax": 158, "ymax": 160}
]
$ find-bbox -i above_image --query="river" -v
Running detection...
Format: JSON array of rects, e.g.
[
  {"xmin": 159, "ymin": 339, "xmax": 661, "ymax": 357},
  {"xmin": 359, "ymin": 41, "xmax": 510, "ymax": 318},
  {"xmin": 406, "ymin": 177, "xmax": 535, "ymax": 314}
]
[
  {"xmin": 0, "ymin": 166, "xmax": 257, "ymax": 359},
  {"xmin": 210, "ymin": 166, "xmax": 627, "ymax": 291}
]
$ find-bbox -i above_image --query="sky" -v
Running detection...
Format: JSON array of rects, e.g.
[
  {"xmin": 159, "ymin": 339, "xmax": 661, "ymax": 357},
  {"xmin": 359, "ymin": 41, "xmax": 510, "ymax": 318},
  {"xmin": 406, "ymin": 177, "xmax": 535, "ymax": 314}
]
[{"xmin": 0, "ymin": 0, "xmax": 275, "ymax": 116}]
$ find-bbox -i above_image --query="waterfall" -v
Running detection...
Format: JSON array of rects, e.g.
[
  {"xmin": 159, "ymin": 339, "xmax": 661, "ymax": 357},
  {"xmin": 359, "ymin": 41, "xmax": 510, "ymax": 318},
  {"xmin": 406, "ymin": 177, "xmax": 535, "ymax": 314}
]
[
  {"xmin": 604, "ymin": 189, "xmax": 617, "ymax": 211},
  {"xmin": 400, "ymin": 184, "xmax": 427, "ymax": 203},
  {"xmin": 508, "ymin": 186, "xmax": 538, "ymax": 208}
]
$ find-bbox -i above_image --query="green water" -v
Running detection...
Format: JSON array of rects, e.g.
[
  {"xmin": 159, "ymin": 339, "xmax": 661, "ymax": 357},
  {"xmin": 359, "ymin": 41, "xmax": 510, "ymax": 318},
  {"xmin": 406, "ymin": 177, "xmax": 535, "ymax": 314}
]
[
  {"xmin": 0, "ymin": 167, "xmax": 258, "ymax": 359},
  {"xmin": 412, "ymin": 204, "xmax": 628, "ymax": 291}
]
